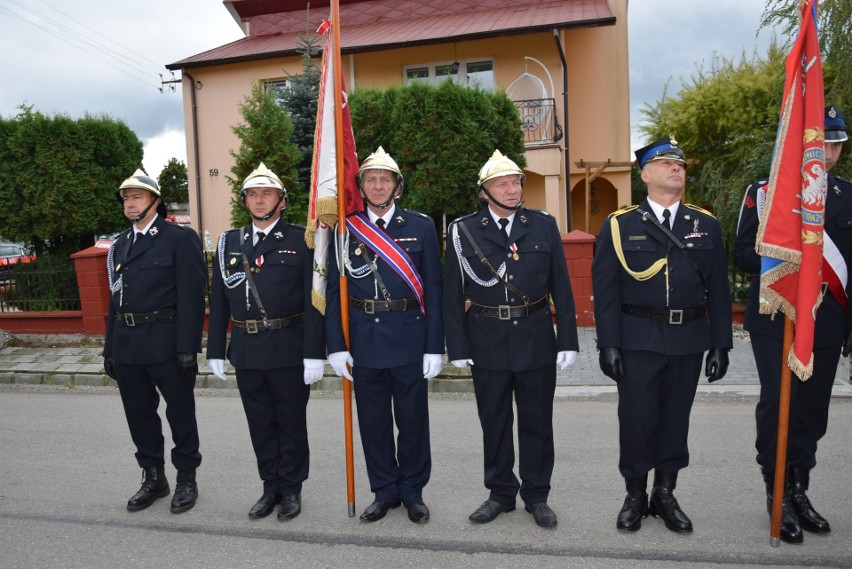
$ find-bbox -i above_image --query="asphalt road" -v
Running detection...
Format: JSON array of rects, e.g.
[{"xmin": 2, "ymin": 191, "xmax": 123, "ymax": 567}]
[{"xmin": 1, "ymin": 386, "xmax": 851, "ymax": 569}]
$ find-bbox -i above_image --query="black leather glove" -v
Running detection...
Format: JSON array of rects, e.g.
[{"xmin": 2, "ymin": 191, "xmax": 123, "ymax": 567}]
[
  {"xmin": 843, "ymin": 329, "xmax": 852, "ymax": 357},
  {"xmin": 103, "ymin": 357, "xmax": 117, "ymax": 380},
  {"xmin": 599, "ymin": 347, "xmax": 624, "ymax": 383},
  {"xmin": 177, "ymin": 352, "xmax": 198, "ymax": 376},
  {"xmin": 705, "ymin": 348, "xmax": 729, "ymax": 383}
]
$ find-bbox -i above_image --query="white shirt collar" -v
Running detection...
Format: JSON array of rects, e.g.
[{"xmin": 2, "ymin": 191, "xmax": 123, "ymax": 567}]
[
  {"xmin": 135, "ymin": 214, "xmax": 158, "ymax": 236},
  {"xmin": 488, "ymin": 208, "xmax": 515, "ymax": 235},
  {"xmin": 367, "ymin": 205, "xmax": 396, "ymax": 226},
  {"xmin": 646, "ymin": 198, "xmax": 679, "ymax": 225}
]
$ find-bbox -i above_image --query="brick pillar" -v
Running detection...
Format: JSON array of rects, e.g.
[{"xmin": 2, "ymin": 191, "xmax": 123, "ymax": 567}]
[
  {"xmin": 70, "ymin": 245, "xmax": 110, "ymax": 336},
  {"xmin": 562, "ymin": 230, "xmax": 596, "ymax": 327}
]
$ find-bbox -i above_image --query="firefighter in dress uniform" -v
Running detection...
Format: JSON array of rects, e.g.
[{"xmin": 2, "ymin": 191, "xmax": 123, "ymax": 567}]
[
  {"xmin": 207, "ymin": 164, "xmax": 325, "ymax": 521},
  {"xmin": 325, "ymin": 147, "xmax": 444, "ymax": 524},
  {"xmin": 734, "ymin": 106, "xmax": 852, "ymax": 543},
  {"xmin": 592, "ymin": 137, "xmax": 732, "ymax": 533},
  {"xmin": 443, "ymin": 150, "xmax": 579, "ymax": 529},
  {"xmin": 103, "ymin": 169, "xmax": 206, "ymax": 514}
]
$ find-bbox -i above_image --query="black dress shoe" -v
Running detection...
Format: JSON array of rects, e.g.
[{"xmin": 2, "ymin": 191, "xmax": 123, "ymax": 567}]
[
  {"xmin": 248, "ymin": 493, "xmax": 280, "ymax": 519},
  {"xmin": 127, "ymin": 466, "xmax": 170, "ymax": 512},
  {"xmin": 525, "ymin": 503, "xmax": 557, "ymax": 528},
  {"xmin": 170, "ymin": 469, "xmax": 198, "ymax": 514},
  {"xmin": 406, "ymin": 501, "xmax": 430, "ymax": 524},
  {"xmin": 649, "ymin": 487, "xmax": 692, "ymax": 532},
  {"xmin": 616, "ymin": 490, "xmax": 649, "ymax": 531},
  {"xmin": 468, "ymin": 499, "xmax": 515, "ymax": 524},
  {"xmin": 791, "ymin": 489, "xmax": 830, "ymax": 533},
  {"xmin": 360, "ymin": 500, "xmax": 401, "ymax": 522},
  {"xmin": 277, "ymin": 494, "xmax": 301, "ymax": 520},
  {"xmin": 766, "ymin": 494, "xmax": 804, "ymax": 544}
]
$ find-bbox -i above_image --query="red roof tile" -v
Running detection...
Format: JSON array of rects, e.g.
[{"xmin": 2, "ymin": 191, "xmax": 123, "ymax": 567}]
[{"xmin": 169, "ymin": 0, "xmax": 614, "ymax": 69}]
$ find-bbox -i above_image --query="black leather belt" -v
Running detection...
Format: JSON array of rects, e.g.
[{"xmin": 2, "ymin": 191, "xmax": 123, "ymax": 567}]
[
  {"xmin": 470, "ymin": 296, "xmax": 548, "ymax": 320},
  {"xmin": 621, "ymin": 304, "xmax": 706, "ymax": 325},
  {"xmin": 116, "ymin": 309, "xmax": 176, "ymax": 327},
  {"xmin": 232, "ymin": 314, "xmax": 304, "ymax": 333},
  {"xmin": 349, "ymin": 297, "xmax": 418, "ymax": 314}
]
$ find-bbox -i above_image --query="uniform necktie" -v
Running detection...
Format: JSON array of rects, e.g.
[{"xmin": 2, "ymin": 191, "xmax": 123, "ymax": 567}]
[
  {"xmin": 498, "ymin": 218, "xmax": 510, "ymax": 241},
  {"xmin": 376, "ymin": 218, "xmax": 386, "ymax": 230},
  {"xmin": 255, "ymin": 231, "xmax": 266, "ymax": 246},
  {"xmin": 662, "ymin": 209, "xmax": 672, "ymax": 231},
  {"xmin": 129, "ymin": 231, "xmax": 140, "ymax": 253}
]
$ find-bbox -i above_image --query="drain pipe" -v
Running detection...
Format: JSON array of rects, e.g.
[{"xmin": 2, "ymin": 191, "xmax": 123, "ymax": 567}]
[
  {"xmin": 553, "ymin": 28, "xmax": 572, "ymax": 231},
  {"xmin": 183, "ymin": 70, "xmax": 204, "ymax": 241}
]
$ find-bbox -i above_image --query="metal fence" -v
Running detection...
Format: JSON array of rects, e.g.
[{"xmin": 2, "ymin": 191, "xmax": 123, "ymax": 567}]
[
  {"xmin": 0, "ymin": 257, "xmax": 81, "ymax": 312},
  {"xmin": 513, "ymin": 98, "xmax": 564, "ymax": 147}
]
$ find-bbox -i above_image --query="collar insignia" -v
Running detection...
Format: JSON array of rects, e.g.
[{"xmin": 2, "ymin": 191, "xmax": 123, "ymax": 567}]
[
  {"xmin": 274, "ymin": 231, "xmax": 283, "ymax": 239},
  {"xmin": 480, "ymin": 216, "xmax": 490, "ymax": 227},
  {"xmin": 519, "ymin": 214, "xmax": 528, "ymax": 224},
  {"xmin": 149, "ymin": 227, "xmax": 158, "ymax": 237}
]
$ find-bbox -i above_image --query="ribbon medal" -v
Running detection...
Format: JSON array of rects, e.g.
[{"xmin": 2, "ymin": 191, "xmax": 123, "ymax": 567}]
[{"xmin": 510, "ymin": 242, "xmax": 519, "ymax": 261}]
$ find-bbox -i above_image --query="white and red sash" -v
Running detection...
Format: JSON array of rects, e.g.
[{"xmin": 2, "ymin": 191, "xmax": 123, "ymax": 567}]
[
  {"xmin": 346, "ymin": 212, "xmax": 426, "ymax": 316},
  {"xmin": 822, "ymin": 232, "xmax": 848, "ymax": 311}
]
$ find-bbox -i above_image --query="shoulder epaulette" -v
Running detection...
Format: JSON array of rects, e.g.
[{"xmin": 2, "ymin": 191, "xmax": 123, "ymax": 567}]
[
  {"xmin": 835, "ymin": 176, "xmax": 851, "ymax": 185},
  {"xmin": 609, "ymin": 205, "xmax": 638, "ymax": 219},
  {"xmin": 684, "ymin": 203, "xmax": 716, "ymax": 219},
  {"xmin": 400, "ymin": 207, "xmax": 430, "ymax": 219},
  {"xmin": 448, "ymin": 211, "xmax": 479, "ymax": 226},
  {"xmin": 524, "ymin": 208, "xmax": 552, "ymax": 217}
]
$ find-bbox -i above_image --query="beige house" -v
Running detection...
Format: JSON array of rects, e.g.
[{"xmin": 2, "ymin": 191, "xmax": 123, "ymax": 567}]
[{"xmin": 167, "ymin": 0, "xmax": 631, "ymax": 246}]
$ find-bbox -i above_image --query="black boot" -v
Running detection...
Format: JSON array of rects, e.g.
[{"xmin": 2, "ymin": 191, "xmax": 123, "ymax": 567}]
[
  {"xmin": 127, "ymin": 466, "xmax": 170, "ymax": 511},
  {"xmin": 762, "ymin": 467, "xmax": 803, "ymax": 544},
  {"xmin": 648, "ymin": 470, "xmax": 693, "ymax": 533},
  {"xmin": 789, "ymin": 466, "xmax": 830, "ymax": 533},
  {"xmin": 170, "ymin": 468, "xmax": 198, "ymax": 514},
  {"xmin": 616, "ymin": 474, "xmax": 649, "ymax": 531}
]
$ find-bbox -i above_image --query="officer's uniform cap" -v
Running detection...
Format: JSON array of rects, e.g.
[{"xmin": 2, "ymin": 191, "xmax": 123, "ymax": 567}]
[
  {"xmin": 635, "ymin": 136, "xmax": 686, "ymax": 168},
  {"xmin": 825, "ymin": 106, "xmax": 848, "ymax": 143}
]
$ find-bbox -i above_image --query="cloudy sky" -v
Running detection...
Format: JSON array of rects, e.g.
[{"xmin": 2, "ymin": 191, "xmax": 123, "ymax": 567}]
[{"xmin": 0, "ymin": 0, "xmax": 781, "ymax": 177}]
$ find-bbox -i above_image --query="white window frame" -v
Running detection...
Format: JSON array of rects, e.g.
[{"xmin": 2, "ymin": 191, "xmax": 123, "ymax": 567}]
[{"xmin": 403, "ymin": 59, "xmax": 495, "ymax": 91}]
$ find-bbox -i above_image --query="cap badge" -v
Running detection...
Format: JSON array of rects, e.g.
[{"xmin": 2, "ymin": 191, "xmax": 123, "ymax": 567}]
[
  {"xmin": 669, "ymin": 135, "xmax": 678, "ymax": 146},
  {"xmin": 829, "ymin": 107, "xmax": 837, "ymax": 118}
]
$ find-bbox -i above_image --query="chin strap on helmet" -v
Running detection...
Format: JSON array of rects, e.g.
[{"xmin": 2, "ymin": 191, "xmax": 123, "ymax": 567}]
[
  {"xmin": 479, "ymin": 184, "xmax": 524, "ymax": 212},
  {"xmin": 130, "ymin": 197, "xmax": 160, "ymax": 224}
]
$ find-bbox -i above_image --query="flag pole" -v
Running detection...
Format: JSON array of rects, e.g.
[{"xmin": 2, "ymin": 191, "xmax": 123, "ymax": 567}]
[
  {"xmin": 330, "ymin": 0, "xmax": 356, "ymax": 518},
  {"xmin": 769, "ymin": 317, "xmax": 794, "ymax": 546}
]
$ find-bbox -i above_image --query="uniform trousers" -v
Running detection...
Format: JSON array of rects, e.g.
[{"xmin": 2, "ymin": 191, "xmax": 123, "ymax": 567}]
[
  {"xmin": 353, "ymin": 361, "xmax": 431, "ymax": 506},
  {"xmin": 617, "ymin": 350, "xmax": 702, "ymax": 480},
  {"xmin": 115, "ymin": 359, "xmax": 201, "ymax": 471},
  {"xmin": 235, "ymin": 366, "xmax": 310, "ymax": 495},
  {"xmin": 471, "ymin": 364, "xmax": 556, "ymax": 506},
  {"xmin": 751, "ymin": 334, "xmax": 839, "ymax": 471}
]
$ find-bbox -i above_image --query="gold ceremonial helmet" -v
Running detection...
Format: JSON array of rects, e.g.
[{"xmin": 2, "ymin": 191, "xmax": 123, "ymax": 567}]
[
  {"xmin": 358, "ymin": 146, "xmax": 402, "ymax": 179},
  {"xmin": 117, "ymin": 169, "xmax": 161, "ymax": 199},
  {"xmin": 241, "ymin": 162, "xmax": 285, "ymax": 195},
  {"xmin": 477, "ymin": 150, "xmax": 525, "ymax": 186}
]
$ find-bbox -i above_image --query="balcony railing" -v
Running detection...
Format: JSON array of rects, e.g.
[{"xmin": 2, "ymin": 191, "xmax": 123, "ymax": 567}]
[{"xmin": 513, "ymin": 98, "xmax": 564, "ymax": 147}]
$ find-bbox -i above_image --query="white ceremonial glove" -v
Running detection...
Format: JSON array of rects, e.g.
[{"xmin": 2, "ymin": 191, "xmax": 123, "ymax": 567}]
[
  {"xmin": 556, "ymin": 350, "xmax": 578, "ymax": 371},
  {"xmin": 450, "ymin": 358, "xmax": 474, "ymax": 368},
  {"xmin": 303, "ymin": 359, "xmax": 325, "ymax": 385},
  {"xmin": 328, "ymin": 351, "xmax": 354, "ymax": 381},
  {"xmin": 423, "ymin": 354, "xmax": 443, "ymax": 380},
  {"xmin": 208, "ymin": 358, "xmax": 227, "ymax": 381}
]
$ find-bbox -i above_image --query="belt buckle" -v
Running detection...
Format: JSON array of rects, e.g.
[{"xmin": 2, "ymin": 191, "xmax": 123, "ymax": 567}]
[
  {"xmin": 498, "ymin": 305, "xmax": 511, "ymax": 320},
  {"xmin": 363, "ymin": 300, "xmax": 375, "ymax": 314},
  {"xmin": 123, "ymin": 313, "xmax": 136, "ymax": 327},
  {"xmin": 245, "ymin": 319, "xmax": 259, "ymax": 334},
  {"xmin": 668, "ymin": 309, "xmax": 683, "ymax": 325}
]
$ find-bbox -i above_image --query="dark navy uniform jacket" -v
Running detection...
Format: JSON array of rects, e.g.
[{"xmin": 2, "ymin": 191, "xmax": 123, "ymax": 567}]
[
  {"xmin": 443, "ymin": 207, "xmax": 579, "ymax": 372},
  {"xmin": 207, "ymin": 218, "xmax": 325, "ymax": 369},
  {"xmin": 734, "ymin": 177, "xmax": 852, "ymax": 345},
  {"xmin": 104, "ymin": 216, "xmax": 206, "ymax": 364},
  {"xmin": 593, "ymin": 199, "xmax": 732, "ymax": 355},
  {"xmin": 325, "ymin": 207, "xmax": 444, "ymax": 369}
]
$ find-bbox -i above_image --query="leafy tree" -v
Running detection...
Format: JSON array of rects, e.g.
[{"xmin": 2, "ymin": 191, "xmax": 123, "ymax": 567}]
[
  {"xmin": 157, "ymin": 157, "xmax": 189, "ymax": 207},
  {"xmin": 275, "ymin": 35, "xmax": 321, "ymax": 204},
  {"xmin": 349, "ymin": 80, "xmax": 526, "ymax": 223},
  {"xmin": 637, "ymin": 43, "xmax": 786, "ymax": 252},
  {"xmin": 227, "ymin": 82, "xmax": 302, "ymax": 227},
  {"xmin": 0, "ymin": 105, "xmax": 141, "ymax": 257}
]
